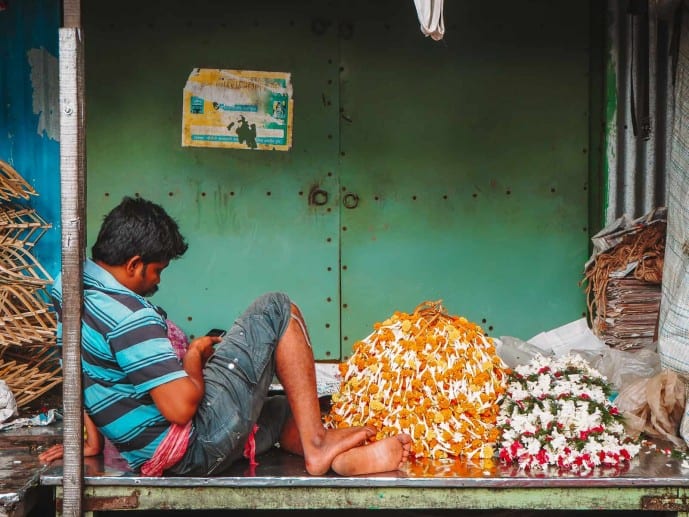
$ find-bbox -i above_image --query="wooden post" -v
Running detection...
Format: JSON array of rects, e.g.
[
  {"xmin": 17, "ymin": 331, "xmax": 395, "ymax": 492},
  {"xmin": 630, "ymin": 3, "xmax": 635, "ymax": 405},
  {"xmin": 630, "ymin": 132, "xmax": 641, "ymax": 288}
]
[{"xmin": 58, "ymin": 4, "xmax": 86, "ymax": 515}]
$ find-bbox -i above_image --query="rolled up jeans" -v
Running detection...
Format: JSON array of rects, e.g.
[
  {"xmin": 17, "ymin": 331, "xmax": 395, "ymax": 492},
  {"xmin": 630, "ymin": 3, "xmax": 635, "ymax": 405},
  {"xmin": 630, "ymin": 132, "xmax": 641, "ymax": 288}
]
[{"xmin": 167, "ymin": 292, "xmax": 292, "ymax": 475}]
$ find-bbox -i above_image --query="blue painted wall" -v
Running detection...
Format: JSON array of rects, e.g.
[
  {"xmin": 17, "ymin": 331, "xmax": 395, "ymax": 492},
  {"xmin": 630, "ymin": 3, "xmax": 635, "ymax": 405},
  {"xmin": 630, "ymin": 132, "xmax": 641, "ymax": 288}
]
[{"xmin": 0, "ymin": 0, "xmax": 61, "ymax": 277}]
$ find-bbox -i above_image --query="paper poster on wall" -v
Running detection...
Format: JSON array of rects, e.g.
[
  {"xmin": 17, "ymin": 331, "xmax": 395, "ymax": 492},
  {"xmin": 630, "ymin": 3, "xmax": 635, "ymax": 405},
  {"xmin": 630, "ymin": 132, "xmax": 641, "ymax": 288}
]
[{"xmin": 182, "ymin": 68, "xmax": 293, "ymax": 151}]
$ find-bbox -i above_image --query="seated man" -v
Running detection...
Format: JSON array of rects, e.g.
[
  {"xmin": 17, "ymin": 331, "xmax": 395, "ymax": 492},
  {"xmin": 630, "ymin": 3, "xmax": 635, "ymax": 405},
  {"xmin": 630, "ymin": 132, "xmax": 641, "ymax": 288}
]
[{"xmin": 40, "ymin": 196, "xmax": 410, "ymax": 476}]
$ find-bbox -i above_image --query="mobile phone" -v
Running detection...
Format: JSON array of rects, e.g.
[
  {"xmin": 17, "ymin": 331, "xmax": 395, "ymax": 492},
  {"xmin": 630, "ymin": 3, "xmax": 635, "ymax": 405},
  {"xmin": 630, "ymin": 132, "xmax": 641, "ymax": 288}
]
[{"xmin": 206, "ymin": 328, "xmax": 226, "ymax": 338}]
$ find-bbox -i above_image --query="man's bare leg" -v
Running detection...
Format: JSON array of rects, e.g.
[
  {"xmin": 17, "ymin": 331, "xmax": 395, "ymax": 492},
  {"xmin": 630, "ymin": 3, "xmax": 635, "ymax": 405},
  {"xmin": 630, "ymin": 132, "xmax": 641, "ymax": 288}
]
[
  {"xmin": 275, "ymin": 304, "xmax": 375, "ymax": 475},
  {"xmin": 331, "ymin": 434, "xmax": 413, "ymax": 476}
]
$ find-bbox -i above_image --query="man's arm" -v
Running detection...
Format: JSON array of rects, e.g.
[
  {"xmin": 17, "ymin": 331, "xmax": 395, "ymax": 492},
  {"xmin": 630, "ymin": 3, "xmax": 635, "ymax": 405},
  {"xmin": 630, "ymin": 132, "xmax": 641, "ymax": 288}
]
[
  {"xmin": 38, "ymin": 411, "xmax": 103, "ymax": 463},
  {"xmin": 150, "ymin": 335, "xmax": 220, "ymax": 425}
]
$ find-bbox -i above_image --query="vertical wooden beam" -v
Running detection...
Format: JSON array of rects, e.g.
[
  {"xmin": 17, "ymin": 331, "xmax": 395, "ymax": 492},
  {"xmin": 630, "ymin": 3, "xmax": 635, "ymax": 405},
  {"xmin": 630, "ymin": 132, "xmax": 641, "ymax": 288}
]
[{"xmin": 58, "ymin": 19, "xmax": 85, "ymax": 517}]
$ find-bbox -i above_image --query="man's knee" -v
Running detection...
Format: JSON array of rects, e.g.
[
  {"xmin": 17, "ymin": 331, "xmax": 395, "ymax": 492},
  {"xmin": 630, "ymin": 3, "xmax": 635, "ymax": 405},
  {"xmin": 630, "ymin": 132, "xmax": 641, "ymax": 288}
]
[{"xmin": 245, "ymin": 292, "xmax": 292, "ymax": 340}]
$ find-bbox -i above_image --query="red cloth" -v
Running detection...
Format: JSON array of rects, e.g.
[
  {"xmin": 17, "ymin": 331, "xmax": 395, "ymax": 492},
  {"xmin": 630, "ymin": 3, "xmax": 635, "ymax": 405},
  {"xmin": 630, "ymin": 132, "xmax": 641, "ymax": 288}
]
[
  {"xmin": 141, "ymin": 421, "xmax": 192, "ymax": 476},
  {"xmin": 243, "ymin": 424, "xmax": 260, "ymax": 467}
]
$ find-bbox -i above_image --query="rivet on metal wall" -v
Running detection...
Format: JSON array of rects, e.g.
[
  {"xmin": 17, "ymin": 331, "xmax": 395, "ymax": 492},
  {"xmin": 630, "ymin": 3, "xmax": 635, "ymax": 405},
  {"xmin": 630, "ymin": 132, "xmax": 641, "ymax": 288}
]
[
  {"xmin": 325, "ymin": 351, "xmax": 331, "ymax": 356},
  {"xmin": 550, "ymin": 188, "xmax": 556, "ymax": 193},
  {"xmin": 326, "ymin": 297, "xmax": 332, "ymax": 302},
  {"xmin": 104, "ymin": 192, "xmax": 110, "ymax": 197},
  {"xmin": 230, "ymin": 191, "xmax": 235, "ymax": 196},
  {"xmin": 187, "ymin": 316, "xmax": 193, "ymax": 321},
  {"xmin": 327, "ymin": 266, "xmax": 332, "ymax": 271},
  {"xmin": 312, "ymin": 19, "xmax": 329, "ymax": 35},
  {"xmin": 299, "ymin": 191, "xmax": 304, "ymax": 196},
  {"xmin": 582, "ymin": 227, "xmax": 587, "ymax": 232},
  {"xmin": 488, "ymin": 325, "xmax": 494, "ymax": 331},
  {"xmin": 343, "ymin": 336, "xmax": 348, "ymax": 341},
  {"xmin": 325, "ymin": 323, "xmax": 330, "ymax": 328},
  {"xmin": 135, "ymin": 193, "xmax": 141, "ymax": 198},
  {"xmin": 342, "ymin": 303, "xmax": 348, "ymax": 308},
  {"xmin": 443, "ymin": 195, "xmax": 448, "ymax": 200},
  {"xmin": 266, "ymin": 191, "xmax": 272, "ymax": 196},
  {"xmin": 326, "ymin": 237, "xmax": 332, "ymax": 242},
  {"xmin": 412, "ymin": 195, "xmax": 417, "ymax": 201},
  {"xmin": 342, "ymin": 265, "xmax": 347, "ymax": 270},
  {"xmin": 342, "ymin": 226, "xmax": 347, "ymax": 231},
  {"xmin": 328, "ymin": 134, "xmax": 333, "ymax": 139},
  {"xmin": 374, "ymin": 195, "xmax": 380, "ymax": 201},
  {"xmin": 506, "ymin": 190, "xmax": 511, "ymax": 196},
  {"xmin": 472, "ymin": 193, "xmax": 478, "ymax": 198},
  {"xmin": 327, "ymin": 171, "xmax": 333, "ymax": 177},
  {"xmin": 201, "ymin": 192, "xmax": 207, "ymax": 197}
]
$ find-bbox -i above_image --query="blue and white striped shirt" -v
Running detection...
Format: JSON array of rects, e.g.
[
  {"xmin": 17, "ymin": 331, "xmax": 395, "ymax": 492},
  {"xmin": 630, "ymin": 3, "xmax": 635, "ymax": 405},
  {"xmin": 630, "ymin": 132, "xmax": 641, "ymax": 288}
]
[{"xmin": 52, "ymin": 259, "xmax": 187, "ymax": 470}]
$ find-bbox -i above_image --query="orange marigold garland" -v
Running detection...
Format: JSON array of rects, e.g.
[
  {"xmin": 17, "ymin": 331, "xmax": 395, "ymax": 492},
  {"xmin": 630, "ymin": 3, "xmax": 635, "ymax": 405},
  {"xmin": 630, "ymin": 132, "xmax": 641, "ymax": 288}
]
[{"xmin": 325, "ymin": 301, "xmax": 509, "ymax": 460}]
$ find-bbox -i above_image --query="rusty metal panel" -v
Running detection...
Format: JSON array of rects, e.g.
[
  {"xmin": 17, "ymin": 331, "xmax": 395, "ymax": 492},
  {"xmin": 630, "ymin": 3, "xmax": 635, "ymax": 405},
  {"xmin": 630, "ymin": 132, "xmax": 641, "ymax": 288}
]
[
  {"xmin": 604, "ymin": 0, "xmax": 674, "ymax": 222},
  {"xmin": 339, "ymin": 1, "xmax": 593, "ymax": 354},
  {"xmin": 51, "ymin": 484, "xmax": 687, "ymax": 512}
]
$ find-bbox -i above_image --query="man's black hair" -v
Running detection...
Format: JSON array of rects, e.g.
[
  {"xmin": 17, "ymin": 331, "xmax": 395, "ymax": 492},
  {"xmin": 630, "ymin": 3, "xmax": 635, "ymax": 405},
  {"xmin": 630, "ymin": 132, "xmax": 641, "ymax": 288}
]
[{"xmin": 91, "ymin": 196, "xmax": 188, "ymax": 265}]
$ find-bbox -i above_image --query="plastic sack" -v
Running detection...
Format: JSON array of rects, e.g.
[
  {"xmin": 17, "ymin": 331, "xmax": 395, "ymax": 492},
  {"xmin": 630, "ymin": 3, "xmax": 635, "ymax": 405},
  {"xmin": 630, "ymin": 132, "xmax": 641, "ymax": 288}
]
[
  {"xmin": 495, "ymin": 336, "xmax": 552, "ymax": 369},
  {"xmin": 577, "ymin": 347, "xmax": 661, "ymax": 391},
  {"xmin": 0, "ymin": 380, "xmax": 17, "ymax": 423},
  {"xmin": 614, "ymin": 370, "xmax": 686, "ymax": 447}
]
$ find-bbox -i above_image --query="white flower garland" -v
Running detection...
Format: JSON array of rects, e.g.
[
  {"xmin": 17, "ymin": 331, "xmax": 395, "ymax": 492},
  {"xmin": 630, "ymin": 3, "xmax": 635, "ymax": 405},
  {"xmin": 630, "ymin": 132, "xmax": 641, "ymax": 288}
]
[{"xmin": 497, "ymin": 354, "xmax": 640, "ymax": 471}]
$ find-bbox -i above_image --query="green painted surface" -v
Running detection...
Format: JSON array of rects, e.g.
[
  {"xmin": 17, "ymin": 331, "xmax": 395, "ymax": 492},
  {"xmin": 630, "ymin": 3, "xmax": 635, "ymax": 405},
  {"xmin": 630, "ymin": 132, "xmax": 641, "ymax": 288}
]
[
  {"xmin": 83, "ymin": 1, "xmax": 342, "ymax": 357},
  {"xmin": 84, "ymin": 0, "xmax": 597, "ymax": 359},
  {"xmin": 64, "ymin": 485, "xmax": 687, "ymax": 511},
  {"xmin": 340, "ymin": 1, "xmax": 592, "ymax": 355}
]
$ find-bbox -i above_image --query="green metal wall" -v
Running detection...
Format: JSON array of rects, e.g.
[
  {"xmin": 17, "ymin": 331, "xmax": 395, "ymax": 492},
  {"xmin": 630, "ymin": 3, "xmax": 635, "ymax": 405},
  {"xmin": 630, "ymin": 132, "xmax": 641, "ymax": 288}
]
[{"xmin": 84, "ymin": 0, "xmax": 596, "ymax": 359}]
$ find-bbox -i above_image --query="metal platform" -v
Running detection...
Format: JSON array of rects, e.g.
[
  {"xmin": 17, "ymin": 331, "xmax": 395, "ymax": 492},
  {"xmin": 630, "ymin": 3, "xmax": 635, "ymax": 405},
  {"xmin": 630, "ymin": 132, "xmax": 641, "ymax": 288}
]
[
  {"xmin": 0, "ymin": 424, "xmax": 59, "ymax": 517},
  {"xmin": 40, "ymin": 444, "xmax": 689, "ymax": 515}
]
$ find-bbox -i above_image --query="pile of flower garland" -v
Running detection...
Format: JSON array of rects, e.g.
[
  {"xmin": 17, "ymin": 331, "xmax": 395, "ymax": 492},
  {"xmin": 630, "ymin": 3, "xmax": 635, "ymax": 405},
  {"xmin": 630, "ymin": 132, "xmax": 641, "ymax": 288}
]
[
  {"xmin": 497, "ymin": 354, "xmax": 640, "ymax": 471},
  {"xmin": 325, "ymin": 301, "xmax": 509, "ymax": 460}
]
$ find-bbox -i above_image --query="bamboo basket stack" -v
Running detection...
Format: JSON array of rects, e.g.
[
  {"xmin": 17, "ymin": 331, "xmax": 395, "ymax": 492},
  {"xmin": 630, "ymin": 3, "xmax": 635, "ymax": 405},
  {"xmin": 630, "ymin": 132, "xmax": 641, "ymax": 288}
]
[{"xmin": 0, "ymin": 160, "xmax": 61, "ymax": 407}]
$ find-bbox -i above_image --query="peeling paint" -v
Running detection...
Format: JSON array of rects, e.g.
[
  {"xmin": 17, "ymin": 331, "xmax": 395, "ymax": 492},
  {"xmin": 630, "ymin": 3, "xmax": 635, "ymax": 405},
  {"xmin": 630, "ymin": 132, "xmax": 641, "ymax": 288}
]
[{"xmin": 27, "ymin": 47, "xmax": 59, "ymax": 142}]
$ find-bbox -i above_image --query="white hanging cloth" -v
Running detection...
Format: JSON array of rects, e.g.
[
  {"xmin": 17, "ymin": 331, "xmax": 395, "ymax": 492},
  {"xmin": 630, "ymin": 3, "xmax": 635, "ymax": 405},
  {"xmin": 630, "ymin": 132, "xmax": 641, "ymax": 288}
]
[{"xmin": 413, "ymin": 0, "xmax": 445, "ymax": 41}]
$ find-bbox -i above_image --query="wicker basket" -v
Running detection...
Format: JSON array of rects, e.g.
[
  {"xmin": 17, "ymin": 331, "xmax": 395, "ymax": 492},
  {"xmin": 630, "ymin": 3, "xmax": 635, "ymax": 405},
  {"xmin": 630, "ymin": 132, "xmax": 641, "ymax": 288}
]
[
  {"xmin": 0, "ymin": 160, "xmax": 36, "ymax": 201},
  {"xmin": 0, "ymin": 203, "xmax": 51, "ymax": 249}
]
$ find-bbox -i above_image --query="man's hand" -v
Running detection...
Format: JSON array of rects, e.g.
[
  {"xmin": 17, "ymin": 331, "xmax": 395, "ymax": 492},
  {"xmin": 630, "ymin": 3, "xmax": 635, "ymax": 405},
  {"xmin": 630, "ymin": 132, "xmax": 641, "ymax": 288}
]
[
  {"xmin": 150, "ymin": 335, "xmax": 222, "ymax": 425},
  {"xmin": 187, "ymin": 335, "xmax": 220, "ymax": 365},
  {"xmin": 39, "ymin": 444, "xmax": 64, "ymax": 463}
]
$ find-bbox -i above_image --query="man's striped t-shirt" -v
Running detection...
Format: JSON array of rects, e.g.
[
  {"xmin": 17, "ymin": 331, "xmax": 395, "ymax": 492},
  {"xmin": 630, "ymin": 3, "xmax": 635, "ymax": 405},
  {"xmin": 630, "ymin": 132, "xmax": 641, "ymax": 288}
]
[{"xmin": 51, "ymin": 259, "xmax": 188, "ymax": 470}]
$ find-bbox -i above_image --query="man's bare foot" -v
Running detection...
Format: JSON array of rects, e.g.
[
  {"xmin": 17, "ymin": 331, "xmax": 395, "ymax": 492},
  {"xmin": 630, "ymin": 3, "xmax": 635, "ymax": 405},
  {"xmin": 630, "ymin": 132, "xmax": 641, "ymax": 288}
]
[
  {"xmin": 302, "ymin": 426, "xmax": 375, "ymax": 475},
  {"xmin": 331, "ymin": 433, "xmax": 413, "ymax": 476}
]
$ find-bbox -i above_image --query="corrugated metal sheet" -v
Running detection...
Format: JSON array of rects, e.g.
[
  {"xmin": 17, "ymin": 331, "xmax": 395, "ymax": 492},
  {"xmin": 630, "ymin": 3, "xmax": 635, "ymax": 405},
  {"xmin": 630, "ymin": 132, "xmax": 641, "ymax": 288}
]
[{"xmin": 604, "ymin": 0, "xmax": 677, "ymax": 222}]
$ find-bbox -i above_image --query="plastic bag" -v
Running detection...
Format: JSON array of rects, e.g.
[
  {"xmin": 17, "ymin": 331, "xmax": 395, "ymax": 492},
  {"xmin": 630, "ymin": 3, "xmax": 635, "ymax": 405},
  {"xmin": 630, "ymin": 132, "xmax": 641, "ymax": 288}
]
[
  {"xmin": 577, "ymin": 347, "xmax": 661, "ymax": 391},
  {"xmin": 0, "ymin": 380, "xmax": 17, "ymax": 424},
  {"xmin": 496, "ymin": 336, "xmax": 552, "ymax": 368},
  {"xmin": 614, "ymin": 370, "xmax": 686, "ymax": 447}
]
